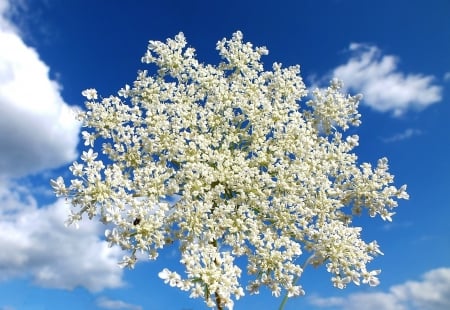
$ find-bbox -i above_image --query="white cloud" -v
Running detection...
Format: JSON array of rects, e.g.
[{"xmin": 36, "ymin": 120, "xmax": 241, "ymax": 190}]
[
  {"xmin": 391, "ymin": 268, "xmax": 450, "ymax": 310},
  {"xmin": 0, "ymin": 0, "xmax": 126, "ymax": 293},
  {"xmin": 0, "ymin": 181, "xmax": 125, "ymax": 292},
  {"xmin": 96, "ymin": 297, "xmax": 143, "ymax": 310},
  {"xmin": 310, "ymin": 292, "xmax": 406, "ymax": 310},
  {"xmin": 444, "ymin": 72, "xmax": 450, "ymax": 81},
  {"xmin": 0, "ymin": 0, "xmax": 81, "ymax": 179},
  {"xmin": 332, "ymin": 43, "xmax": 442, "ymax": 116},
  {"xmin": 309, "ymin": 267, "xmax": 450, "ymax": 310},
  {"xmin": 382, "ymin": 128, "xmax": 422, "ymax": 143}
]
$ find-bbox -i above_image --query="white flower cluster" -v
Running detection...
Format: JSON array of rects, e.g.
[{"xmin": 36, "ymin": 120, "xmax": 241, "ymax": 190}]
[{"xmin": 51, "ymin": 31, "xmax": 408, "ymax": 309}]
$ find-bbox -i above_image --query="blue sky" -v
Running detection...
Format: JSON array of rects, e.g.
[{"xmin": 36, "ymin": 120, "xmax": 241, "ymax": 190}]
[{"xmin": 0, "ymin": 0, "xmax": 449, "ymax": 309}]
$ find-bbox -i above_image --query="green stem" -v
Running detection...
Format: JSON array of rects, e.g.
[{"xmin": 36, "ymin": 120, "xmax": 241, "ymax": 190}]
[
  {"xmin": 278, "ymin": 254, "xmax": 315, "ymax": 310},
  {"xmin": 211, "ymin": 238, "xmax": 225, "ymax": 310},
  {"xmin": 278, "ymin": 275, "xmax": 297, "ymax": 310}
]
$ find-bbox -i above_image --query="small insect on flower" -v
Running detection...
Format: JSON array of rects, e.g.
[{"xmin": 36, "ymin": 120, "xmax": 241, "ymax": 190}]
[{"xmin": 133, "ymin": 217, "xmax": 141, "ymax": 225}]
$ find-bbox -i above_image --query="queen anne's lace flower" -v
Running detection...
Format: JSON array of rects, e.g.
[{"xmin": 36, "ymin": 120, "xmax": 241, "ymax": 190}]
[{"xmin": 51, "ymin": 31, "xmax": 408, "ymax": 309}]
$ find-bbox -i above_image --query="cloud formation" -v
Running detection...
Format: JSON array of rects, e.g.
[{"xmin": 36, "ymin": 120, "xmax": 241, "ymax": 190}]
[
  {"xmin": 96, "ymin": 297, "xmax": 143, "ymax": 310},
  {"xmin": 332, "ymin": 43, "xmax": 442, "ymax": 116},
  {"xmin": 382, "ymin": 128, "xmax": 422, "ymax": 143},
  {"xmin": 0, "ymin": 0, "xmax": 80, "ymax": 178},
  {"xmin": 0, "ymin": 181, "xmax": 125, "ymax": 292},
  {"xmin": 444, "ymin": 72, "xmax": 450, "ymax": 81},
  {"xmin": 0, "ymin": 0, "xmax": 127, "ymax": 294},
  {"xmin": 309, "ymin": 267, "xmax": 450, "ymax": 310}
]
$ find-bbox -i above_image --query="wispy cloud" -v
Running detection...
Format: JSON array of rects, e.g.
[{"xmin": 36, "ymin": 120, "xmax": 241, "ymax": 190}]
[
  {"xmin": 309, "ymin": 267, "xmax": 450, "ymax": 310},
  {"xmin": 382, "ymin": 128, "xmax": 422, "ymax": 143},
  {"xmin": 381, "ymin": 220, "xmax": 413, "ymax": 232},
  {"xmin": 0, "ymin": 0, "xmax": 80, "ymax": 179},
  {"xmin": 0, "ymin": 0, "xmax": 16, "ymax": 32},
  {"xmin": 96, "ymin": 297, "xmax": 143, "ymax": 310},
  {"xmin": 444, "ymin": 72, "xmax": 450, "ymax": 81},
  {"xmin": 332, "ymin": 43, "xmax": 442, "ymax": 116}
]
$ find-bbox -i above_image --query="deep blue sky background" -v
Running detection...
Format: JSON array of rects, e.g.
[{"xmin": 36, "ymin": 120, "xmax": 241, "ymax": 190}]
[{"xmin": 0, "ymin": 1, "xmax": 449, "ymax": 309}]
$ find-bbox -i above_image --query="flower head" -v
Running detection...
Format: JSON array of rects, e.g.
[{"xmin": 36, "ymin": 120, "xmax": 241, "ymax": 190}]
[{"xmin": 53, "ymin": 32, "xmax": 408, "ymax": 309}]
